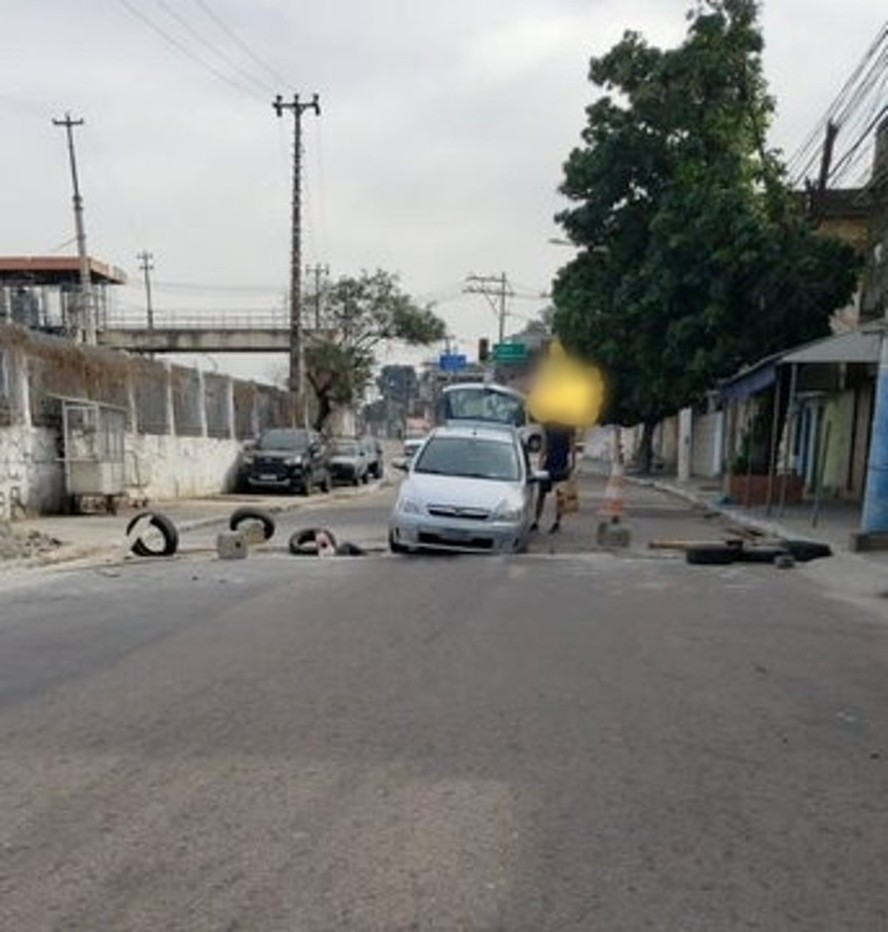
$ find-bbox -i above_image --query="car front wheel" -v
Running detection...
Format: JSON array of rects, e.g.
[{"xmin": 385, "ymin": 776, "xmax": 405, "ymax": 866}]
[{"xmin": 388, "ymin": 530, "xmax": 408, "ymax": 554}]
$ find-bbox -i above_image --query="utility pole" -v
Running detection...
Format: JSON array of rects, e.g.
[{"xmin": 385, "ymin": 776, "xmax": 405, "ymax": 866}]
[
  {"xmin": 52, "ymin": 113, "xmax": 96, "ymax": 345},
  {"xmin": 273, "ymin": 93, "xmax": 320, "ymax": 428},
  {"xmin": 464, "ymin": 272, "xmax": 512, "ymax": 345},
  {"xmin": 305, "ymin": 262, "xmax": 329, "ymax": 330},
  {"xmin": 137, "ymin": 250, "xmax": 155, "ymax": 329}
]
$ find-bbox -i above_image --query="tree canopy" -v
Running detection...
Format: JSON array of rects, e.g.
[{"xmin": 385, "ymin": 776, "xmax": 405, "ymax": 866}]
[
  {"xmin": 552, "ymin": 0, "xmax": 860, "ymax": 435},
  {"xmin": 306, "ymin": 269, "xmax": 445, "ymax": 430}
]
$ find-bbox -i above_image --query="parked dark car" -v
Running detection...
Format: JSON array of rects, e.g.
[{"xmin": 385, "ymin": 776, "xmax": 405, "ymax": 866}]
[
  {"xmin": 239, "ymin": 428, "xmax": 331, "ymax": 495},
  {"xmin": 362, "ymin": 436, "xmax": 384, "ymax": 479},
  {"xmin": 328, "ymin": 438, "xmax": 369, "ymax": 486}
]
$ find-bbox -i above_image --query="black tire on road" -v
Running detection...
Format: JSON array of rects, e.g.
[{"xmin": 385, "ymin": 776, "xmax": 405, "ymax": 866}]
[
  {"xmin": 289, "ymin": 527, "xmax": 338, "ymax": 556},
  {"xmin": 735, "ymin": 546, "xmax": 788, "ymax": 564},
  {"xmin": 685, "ymin": 544, "xmax": 737, "ymax": 566},
  {"xmin": 782, "ymin": 539, "xmax": 832, "ymax": 562},
  {"xmin": 126, "ymin": 511, "xmax": 179, "ymax": 558},
  {"xmin": 229, "ymin": 506, "xmax": 276, "ymax": 541},
  {"xmin": 388, "ymin": 531, "xmax": 408, "ymax": 554}
]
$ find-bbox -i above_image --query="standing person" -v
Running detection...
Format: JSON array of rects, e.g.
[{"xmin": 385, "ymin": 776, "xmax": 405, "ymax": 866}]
[{"xmin": 531, "ymin": 423, "xmax": 576, "ymax": 534}]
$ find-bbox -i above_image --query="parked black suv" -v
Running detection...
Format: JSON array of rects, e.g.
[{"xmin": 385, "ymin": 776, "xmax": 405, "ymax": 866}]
[{"xmin": 240, "ymin": 428, "xmax": 331, "ymax": 495}]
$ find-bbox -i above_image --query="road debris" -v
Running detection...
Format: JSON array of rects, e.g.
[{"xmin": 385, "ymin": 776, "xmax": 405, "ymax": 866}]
[
  {"xmin": 0, "ymin": 522, "xmax": 63, "ymax": 561},
  {"xmin": 217, "ymin": 531, "xmax": 248, "ymax": 560},
  {"xmin": 229, "ymin": 507, "xmax": 276, "ymax": 543},
  {"xmin": 125, "ymin": 511, "xmax": 179, "ymax": 557}
]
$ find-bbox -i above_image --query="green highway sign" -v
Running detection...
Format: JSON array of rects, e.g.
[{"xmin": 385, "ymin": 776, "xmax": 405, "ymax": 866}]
[{"xmin": 493, "ymin": 342, "xmax": 528, "ymax": 363}]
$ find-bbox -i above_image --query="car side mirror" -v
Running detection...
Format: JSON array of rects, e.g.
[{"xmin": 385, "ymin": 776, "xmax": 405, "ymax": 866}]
[{"xmin": 392, "ymin": 458, "xmax": 409, "ymax": 472}]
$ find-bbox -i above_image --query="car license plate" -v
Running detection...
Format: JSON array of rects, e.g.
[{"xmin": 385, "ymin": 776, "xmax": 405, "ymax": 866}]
[
  {"xmin": 259, "ymin": 473, "xmax": 277, "ymax": 481},
  {"xmin": 444, "ymin": 529, "xmax": 471, "ymax": 542}
]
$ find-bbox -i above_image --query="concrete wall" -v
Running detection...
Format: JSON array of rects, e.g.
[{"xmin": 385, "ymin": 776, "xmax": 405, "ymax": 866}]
[{"xmin": 0, "ymin": 323, "xmax": 297, "ymax": 518}]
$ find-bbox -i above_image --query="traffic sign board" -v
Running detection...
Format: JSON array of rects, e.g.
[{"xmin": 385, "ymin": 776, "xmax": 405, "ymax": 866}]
[
  {"xmin": 493, "ymin": 342, "xmax": 527, "ymax": 363},
  {"xmin": 439, "ymin": 353, "xmax": 468, "ymax": 372}
]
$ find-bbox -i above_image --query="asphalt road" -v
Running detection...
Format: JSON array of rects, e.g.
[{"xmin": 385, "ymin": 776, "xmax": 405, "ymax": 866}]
[{"xmin": 1, "ymin": 485, "xmax": 887, "ymax": 930}]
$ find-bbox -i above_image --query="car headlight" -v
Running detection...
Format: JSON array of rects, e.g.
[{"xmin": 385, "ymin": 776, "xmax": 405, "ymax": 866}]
[
  {"xmin": 242, "ymin": 453, "xmax": 254, "ymax": 465},
  {"xmin": 493, "ymin": 500, "xmax": 523, "ymax": 521},
  {"xmin": 283, "ymin": 456, "xmax": 303, "ymax": 466},
  {"xmin": 398, "ymin": 497, "xmax": 422, "ymax": 515}
]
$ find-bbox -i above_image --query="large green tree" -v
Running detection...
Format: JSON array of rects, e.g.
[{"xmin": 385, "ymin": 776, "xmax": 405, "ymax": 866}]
[
  {"xmin": 552, "ymin": 0, "xmax": 859, "ymax": 465},
  {"xmin": 306, "ymin": 269, "xmax": 445, "ymax": 430}
]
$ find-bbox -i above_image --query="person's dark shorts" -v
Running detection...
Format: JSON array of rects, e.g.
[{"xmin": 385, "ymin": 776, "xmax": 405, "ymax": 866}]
[{"xmin": 541, "ymin": 469, "xmax": 571, "ymax": 494}]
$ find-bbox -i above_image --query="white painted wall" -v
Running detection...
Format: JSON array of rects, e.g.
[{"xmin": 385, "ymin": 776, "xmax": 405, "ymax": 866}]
[
  {"xmin": 0, "ymin": 423, "xmax": 243, "ymax": 516},
  {"xmin": 0, "ymin": 425, "xmax": 64, "ymax": 520},
  {"xmin": 125, "ymin": 432, "xmax": 242, "ymax": 501}
]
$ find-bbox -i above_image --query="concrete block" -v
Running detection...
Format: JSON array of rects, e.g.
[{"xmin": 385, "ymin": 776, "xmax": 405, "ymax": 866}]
[
  {"xmin": 217, "ymin": 531, "xmax": 248, "ymax": 560},
  {"xmin": 597, "ymin": 520, "xmax": 631, "ymax": 548},
  {"xmin": 239, "ymin": 522, "xmax": 269, "ymax": 545}
]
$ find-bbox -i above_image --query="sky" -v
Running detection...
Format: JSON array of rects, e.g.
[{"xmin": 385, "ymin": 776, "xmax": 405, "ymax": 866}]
[{"xmin": 1, "ymin": 0, "xmax": 885, "ymax": 386}]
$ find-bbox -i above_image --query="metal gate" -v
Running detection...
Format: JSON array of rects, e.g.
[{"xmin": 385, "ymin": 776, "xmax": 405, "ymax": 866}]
[{"xmin": 60, "ymin": 398, "xmax": 126, "ymax": 513}]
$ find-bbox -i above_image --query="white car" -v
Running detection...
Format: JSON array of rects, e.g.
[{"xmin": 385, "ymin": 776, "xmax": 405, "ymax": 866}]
[{"xmin": 389, "ymin": 424, "xmax": 544, "ymax": 554}]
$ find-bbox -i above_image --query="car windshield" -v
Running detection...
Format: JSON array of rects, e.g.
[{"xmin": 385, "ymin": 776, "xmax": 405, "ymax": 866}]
[
  {"xmin": 332, "ymin": 440, "xmax": 359, "ymax": 455},
  {"xmin": 256, "ymin": 429, "xmax": 309, "ymax": 451},
  {"xmin": 442, "ymin": 387, "xmax": 526, "ymax": 427},
  {"xmin": 414, "ymin": 436, "xmax": 520, "ymax": 481}
]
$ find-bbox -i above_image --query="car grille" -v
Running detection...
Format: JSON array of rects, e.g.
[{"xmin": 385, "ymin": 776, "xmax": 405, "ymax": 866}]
[
  {"xmin": 418, "ymin": 532, "xmax": 494, "ymax": 550},
  {"xmin": 251, "ymin": 457, "xmax": 300, "ymax": 478},
  {"xmin": 427, "ymin": 505, "xmax": 490, "ymax": 521}
]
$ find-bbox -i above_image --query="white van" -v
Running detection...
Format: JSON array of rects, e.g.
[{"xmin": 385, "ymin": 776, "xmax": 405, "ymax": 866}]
[{"xmin": 436, "ymin": 382, "xmax": 543, "ymax": 453}]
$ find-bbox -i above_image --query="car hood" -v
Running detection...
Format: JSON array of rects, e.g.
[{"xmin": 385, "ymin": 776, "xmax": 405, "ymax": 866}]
[
  {"xmin": 402, "ymin": 472, "xmax": 525, "ymax": 511},
  {"xmin": 330, "ymin": 454, "xmax": 360, "ymax": 465}
]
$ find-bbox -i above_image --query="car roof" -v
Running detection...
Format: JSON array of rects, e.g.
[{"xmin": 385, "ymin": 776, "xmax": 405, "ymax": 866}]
[{"xmin": 427, "ymin": 423, "xmax": 519, "ymax": 443}]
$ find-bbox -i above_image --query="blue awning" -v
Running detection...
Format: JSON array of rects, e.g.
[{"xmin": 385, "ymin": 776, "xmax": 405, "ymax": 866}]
[{"xmin": 718, "ymin": 354, "xmax": 780, "ymax": 402}]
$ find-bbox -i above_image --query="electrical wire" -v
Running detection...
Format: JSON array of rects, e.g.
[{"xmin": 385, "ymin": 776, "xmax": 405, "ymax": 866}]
[
  {"xmin": 116, "ymin": 0, "xmax": 267, "ymax": 103},
  {"xmin": 152, "ymin": 0, "xmax": 276, "ymax": 96},
  {"xmin": 191, "ymin": 0, "xmax": 296, "ymax": 91},
  {"xmin": 787, "ymin": 22, "xmax": 888, "ymax": 186}
]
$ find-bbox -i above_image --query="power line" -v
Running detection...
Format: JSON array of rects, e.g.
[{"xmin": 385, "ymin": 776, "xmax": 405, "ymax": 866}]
[
  {"xmin": 788, "ymin": 22, "xmax": 888, "ymax": 186},
  {"xmin": 191, "ymin": 0, "xmax": 295, "ymax": 91},
  {"xmin": 152, "ymin": 0, "xmax": 276, "ymax": 95},
  {"xmin": 116, "ymin": 0, "xmax": 266, "ymax": 102}
]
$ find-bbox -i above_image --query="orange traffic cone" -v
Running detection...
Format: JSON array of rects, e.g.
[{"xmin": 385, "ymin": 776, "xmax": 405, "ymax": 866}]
[{"xmin": 597, "ymin": 460, "xmax": 631, "ymax": 548}]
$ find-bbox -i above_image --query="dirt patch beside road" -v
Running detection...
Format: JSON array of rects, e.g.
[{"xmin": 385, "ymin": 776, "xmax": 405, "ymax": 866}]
[{"xmin": 0, "ymin": 521, "xmax": 62, "ymax": 561}]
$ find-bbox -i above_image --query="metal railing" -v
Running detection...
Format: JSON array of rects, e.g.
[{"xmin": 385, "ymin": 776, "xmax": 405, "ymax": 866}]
[{"xmin": 102, "ymin": 310, "xmax": 291, "ymax": 331}]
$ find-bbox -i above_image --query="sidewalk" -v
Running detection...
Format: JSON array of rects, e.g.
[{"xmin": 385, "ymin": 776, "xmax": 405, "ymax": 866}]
[
  {"xmin": 631, "ymin": 473, "xmax": 865, "ymax": 555},
  {"xmin": 621, "ymin": 468, "xmax": 888, "ymax": 617}
]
